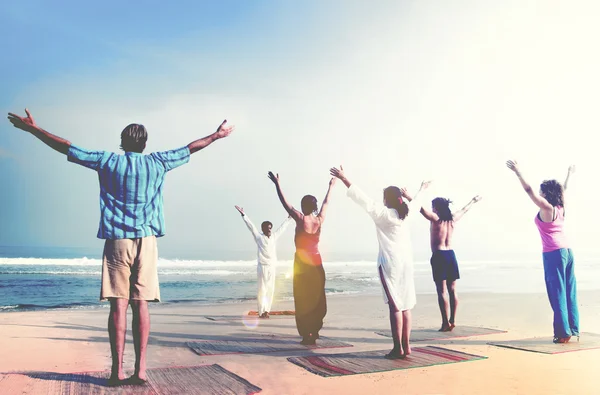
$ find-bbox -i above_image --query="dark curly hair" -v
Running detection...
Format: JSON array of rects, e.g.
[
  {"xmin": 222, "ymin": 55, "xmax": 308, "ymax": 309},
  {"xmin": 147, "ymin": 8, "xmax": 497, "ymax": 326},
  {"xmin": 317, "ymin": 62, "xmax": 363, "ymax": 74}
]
[
  {"xmin": 540, "ymin": 179, "xmax": 564, "ymax": 207},
  {"xmin": 383, "ymin": 186, "xmax": 409, "ymax": 220},
  {"xmin": 432, "ymin": 197, "xmax": 453, "ymax": 222},
  {"xmin": 300, "ymin": 195, "xmax": 318, "ymax": 215},
  {"xmin": 120, "ymin": 123, "xmax": 148, "ymax": 153}
]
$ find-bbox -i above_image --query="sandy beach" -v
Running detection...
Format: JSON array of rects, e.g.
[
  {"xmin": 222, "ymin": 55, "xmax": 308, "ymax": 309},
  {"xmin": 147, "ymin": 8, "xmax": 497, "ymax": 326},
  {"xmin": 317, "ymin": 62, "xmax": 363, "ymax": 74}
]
[{"xmin": 0, "ymin": 290, "xmax": 598, "ymax": 394}]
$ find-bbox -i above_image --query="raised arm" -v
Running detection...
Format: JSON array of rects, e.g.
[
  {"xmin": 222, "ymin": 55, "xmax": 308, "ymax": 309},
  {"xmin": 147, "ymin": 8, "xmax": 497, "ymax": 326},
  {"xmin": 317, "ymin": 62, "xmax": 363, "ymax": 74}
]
[
  {"xmin": 330, "ymin": 165, "xmax": 351, "ymax": 188},
  {"xmin": 401, "ymin": 182, "xmax": 435, "ymax": 220},
  {"xmin": 452, "ymin": 195, "xmax": 482, "ymax": 222},
  {"xmin": 317, "ymin": 177, "xmax": 336, "ymax": 222},
  {"xmin": 7, "ymin": 109, "xmax": 71, "ymax": 155},
  {"xmin": 331, "ymin": 166, "xmax": 386, "ymax": 221},
  {"xmin": 273, "ymin": 216, "xmax": 292, "ymax": 239},
  {"xmin": 235, "ymin": 205, "xmax": 259, "ymax": 239},
  {"xmin": 564, "ymin": 165, "xmax": 575, "ymax": 191},
  {"xmin": 187, "ymin": 120, "xmax": 234, "ymax": 154},
  {"xmin": 506, "ymin": 160, "xmax": 553, "ymax": 210},
  {"xmin": 268, "ymin": 172, "xmax": 302, "ymax": 220}
]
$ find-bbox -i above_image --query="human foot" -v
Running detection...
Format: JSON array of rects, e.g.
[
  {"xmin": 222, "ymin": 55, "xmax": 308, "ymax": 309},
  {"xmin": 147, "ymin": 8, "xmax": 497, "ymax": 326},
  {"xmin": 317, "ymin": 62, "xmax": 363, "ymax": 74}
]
[
  {"xmin": 449, "ymin": 323, "xmax": 456, "ymax": 331},
  {"xmin": 553, "ymin": 336, "xmax": 571, "ymax": 344},
  {"xmin": 384, "ymin": 349, "xmax": 405, "ymax": 360},
  {"xmin": 438, "ymin": 324, "xmax": 452, "ymax": 332},
  {"xmin": 107, "ymin": 375, "xmax": 126, "ymax": 387},
  {"xmin": 126, "ymin": 375, "xmax": 148, "ymax": 385}
]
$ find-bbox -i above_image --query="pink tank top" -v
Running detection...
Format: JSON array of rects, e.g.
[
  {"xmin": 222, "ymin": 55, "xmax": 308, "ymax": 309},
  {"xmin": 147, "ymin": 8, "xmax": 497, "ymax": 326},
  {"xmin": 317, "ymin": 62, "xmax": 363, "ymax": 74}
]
[{"xmin": 534, "ymin": 206, "xmax": 569, "ymax": 253}]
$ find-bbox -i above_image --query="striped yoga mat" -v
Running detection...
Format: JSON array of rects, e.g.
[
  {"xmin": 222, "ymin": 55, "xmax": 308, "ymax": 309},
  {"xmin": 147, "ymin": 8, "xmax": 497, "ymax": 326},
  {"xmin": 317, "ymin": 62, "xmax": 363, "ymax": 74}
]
[
  {"xmin": 187, "ymin": 334, "xmax": 352, "ymax": 356},
  {"xmin": 288, "ymin": 346, "xmax": 487, "ymax": 377},
  {"xmin": 0, "ymin": 364, "xmax": 261, "ymax": 395},
  {"xmin": 488, "ymin": 332, "xmax": 600, "ymax": 354},
  {"xmin": 376, "ymin": 326, "xmax": 506, "ymax": 341}
]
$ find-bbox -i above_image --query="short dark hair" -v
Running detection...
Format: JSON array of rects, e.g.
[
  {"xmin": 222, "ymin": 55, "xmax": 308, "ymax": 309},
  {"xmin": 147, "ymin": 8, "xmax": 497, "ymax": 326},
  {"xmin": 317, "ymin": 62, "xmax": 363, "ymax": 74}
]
[
  {"xmin": 301, "ymin": 195, "xmax": 318, "ymax": 215},
  {"xmin": 383, "ymin": 186, "xmax": 409, "ymax": 220},
  {"xmin": 120, "ymin": 124, "xmax": 148, "ymax": 153},
  {"xmin": 432, "ymin": 197, "xmax": 453, "ymax": 221},
  {"xmin": 540, "ymin": 180, "xmax": 564, "ymax": 207},
  {"xmin": 261, "ymin": 221, "xmax": 273, "ymax": 233}
]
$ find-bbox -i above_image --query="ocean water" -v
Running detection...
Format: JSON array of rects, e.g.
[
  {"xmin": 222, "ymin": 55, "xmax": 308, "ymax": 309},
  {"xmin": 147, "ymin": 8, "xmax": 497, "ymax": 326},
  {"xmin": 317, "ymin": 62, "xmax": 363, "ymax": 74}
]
[{"xmin": 1, "ymin": 246, "xmax": 598, "ymax": 312}]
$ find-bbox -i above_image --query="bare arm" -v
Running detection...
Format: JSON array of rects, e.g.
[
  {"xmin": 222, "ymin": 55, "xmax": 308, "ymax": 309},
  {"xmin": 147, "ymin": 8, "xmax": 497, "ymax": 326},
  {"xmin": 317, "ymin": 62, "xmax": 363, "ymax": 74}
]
[
  {"xmin": 452, "ymin": 195, "xmax": 482, "ymax": 222},
  {"xmin": 330, "ymin": 166, "xmax": 351, "ymax": 188},
  {"xmin": 8, "ymin": 109, "xmax": 71, "ymax": 155},
  {"xmin": 506, "ymin": 160, "xmax": 553, "ymax": 210},
  {"xmin": 317, "ymin": 178, "xmax": 336, "ymax": 222},
  {"xmin": 564, "ymin": 165, "xmax": 575, "ymax": 191},
  {"xmin": 268, "ymin": 172, "xmax": 302, "ymax": 221},
  {"xmin": 187, "ymin": 120, "xmax": 234, "ymax": 154}
]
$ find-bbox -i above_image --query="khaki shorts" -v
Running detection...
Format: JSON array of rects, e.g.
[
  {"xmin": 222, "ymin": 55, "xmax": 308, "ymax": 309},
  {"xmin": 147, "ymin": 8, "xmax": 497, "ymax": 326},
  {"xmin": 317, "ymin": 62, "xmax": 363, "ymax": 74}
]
[{"xmin": 101, "ymin": 236, "xmax": 160, "ymax": 302}]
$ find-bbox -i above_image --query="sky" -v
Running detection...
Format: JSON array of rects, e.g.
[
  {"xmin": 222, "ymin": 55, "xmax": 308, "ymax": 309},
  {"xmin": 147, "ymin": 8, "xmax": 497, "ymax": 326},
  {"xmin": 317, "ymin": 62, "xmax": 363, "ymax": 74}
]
[{"xmin": 1, "ymin": 0, "xmax": 599, "ymax": 261}]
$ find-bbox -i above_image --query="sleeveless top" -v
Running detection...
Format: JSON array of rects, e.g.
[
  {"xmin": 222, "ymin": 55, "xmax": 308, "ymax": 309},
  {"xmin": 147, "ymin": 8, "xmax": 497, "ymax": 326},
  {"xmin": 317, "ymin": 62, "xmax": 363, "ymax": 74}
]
[
  {"xmin": 534, "ymin": 206, "xmax": 569, "ymax": 253},
  {"xmin": 294, "ymin": 218, "xmax": 321, "ymax": 254}
]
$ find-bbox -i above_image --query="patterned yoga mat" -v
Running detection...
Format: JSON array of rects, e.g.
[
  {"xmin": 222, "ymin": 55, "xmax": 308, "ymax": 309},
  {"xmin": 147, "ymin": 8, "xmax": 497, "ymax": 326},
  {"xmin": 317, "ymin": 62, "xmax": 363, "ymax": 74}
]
[
  {"xmin": 205, "ymin": 315, "xmax": 294, "ymax": 322},
  {"xmin": 488, "ymin": 332, "xmax": 600, "ymax": 354},
  {"xmin": 376, "ymin": 326, "xmax": 507, "ymax": 341},
  {"xmin": 187, "ymin": 334, "xmax": 353, "ymax": 356},
  {"xmin": 0, "ymin": 364, "xmax": 261, "ymax": 395},
  {"xmin": 287, "ymin": 346, "xmax": 487, "ymax": 377}
]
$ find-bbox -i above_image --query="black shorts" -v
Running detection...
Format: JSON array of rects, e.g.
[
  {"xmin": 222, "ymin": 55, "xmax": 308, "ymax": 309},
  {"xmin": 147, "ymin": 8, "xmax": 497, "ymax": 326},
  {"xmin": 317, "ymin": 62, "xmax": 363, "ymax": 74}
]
[{"xmin": 430, "ymin": 250, "xmax": 460, "ymax": 282}]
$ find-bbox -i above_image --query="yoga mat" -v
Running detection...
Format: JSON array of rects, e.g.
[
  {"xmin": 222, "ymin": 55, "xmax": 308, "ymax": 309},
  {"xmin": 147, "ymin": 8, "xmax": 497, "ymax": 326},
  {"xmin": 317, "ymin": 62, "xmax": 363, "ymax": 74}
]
[
  {"xmin": 247, "ymin": 311, "xmax": 295, "ymax": 316},
  {"xmin": 0, "ymin": 364, "xmax": 261, "ymax": 395},
  {"xmin": 187, "ymin": 334, "xmax": 353, "ymax": 356},
  {"xmin": 376, "ymin": 326, "xmax": 507, "ymax": 341},
  {"xmin": 287, "ymin": 346, "xmax": 487, "ymax": 377},
  {"xmin": 205, "ymin": 314, "xmax": 294, "ymax": 322},
  {"xmin": 488, "ymin": 332, "xmax": 600, "ymax": 354}
]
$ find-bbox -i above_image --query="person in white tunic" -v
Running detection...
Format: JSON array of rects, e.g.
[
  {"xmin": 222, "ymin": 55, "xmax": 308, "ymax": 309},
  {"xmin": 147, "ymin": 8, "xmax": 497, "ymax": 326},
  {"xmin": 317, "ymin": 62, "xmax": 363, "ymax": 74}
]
[
  {"xmin": 235, "ymin": 205, "xmax": 292, "ymax": 318},
  {"xmin": 330, "ymin": 166, "xmax": 430, "ymax": 359}
]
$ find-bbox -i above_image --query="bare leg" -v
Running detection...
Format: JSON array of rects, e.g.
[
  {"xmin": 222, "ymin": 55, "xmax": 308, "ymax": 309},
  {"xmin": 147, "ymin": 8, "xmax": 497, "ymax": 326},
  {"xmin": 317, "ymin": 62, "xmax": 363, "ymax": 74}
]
[
  {"xmin": 379, "ymin": 266, "xmax": 404, "ymax": 358},
  {"xmin": 401, "ymin": 309, "xmax": 412, "ymax": 355},
  {"xmin": 435, "ymin": 280, "xmax": 451, "ymax": 331},
  {"xmin": 448, "ymin": 280, "xmax": 458, "ymax": 329},
  {"xmin": 130, "ymin": 300, "xmax": 150, "ymax": 382},
  {"xmin": 108, "ymin": 298, "xmax": 129, "ymax": 383}
]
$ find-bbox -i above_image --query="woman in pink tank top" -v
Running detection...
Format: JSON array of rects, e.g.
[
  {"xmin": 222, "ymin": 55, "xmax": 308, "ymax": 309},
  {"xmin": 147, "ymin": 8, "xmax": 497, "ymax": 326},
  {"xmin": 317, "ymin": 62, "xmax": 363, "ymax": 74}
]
[{"xmin": 507, "ymin": 161, "xmax": 578, "ymax": 343}]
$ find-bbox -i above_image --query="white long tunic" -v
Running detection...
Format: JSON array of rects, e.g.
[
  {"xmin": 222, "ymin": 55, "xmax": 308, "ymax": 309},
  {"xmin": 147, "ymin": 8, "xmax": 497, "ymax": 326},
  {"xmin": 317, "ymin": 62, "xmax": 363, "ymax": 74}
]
[
  {"xmin": 242, "ymin": 215, "xmax": 292, "ymax": 314},
  {"xmin": 347, "ymin": 184, "xmax": 419, "ymax": 311}
]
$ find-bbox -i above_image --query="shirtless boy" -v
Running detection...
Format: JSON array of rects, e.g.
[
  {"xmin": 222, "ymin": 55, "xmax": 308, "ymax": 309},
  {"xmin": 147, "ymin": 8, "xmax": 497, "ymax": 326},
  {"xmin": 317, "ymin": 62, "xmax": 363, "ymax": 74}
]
[{"xmin": 419, "ymin": 195, "xmax": 482, "ymax": 331}]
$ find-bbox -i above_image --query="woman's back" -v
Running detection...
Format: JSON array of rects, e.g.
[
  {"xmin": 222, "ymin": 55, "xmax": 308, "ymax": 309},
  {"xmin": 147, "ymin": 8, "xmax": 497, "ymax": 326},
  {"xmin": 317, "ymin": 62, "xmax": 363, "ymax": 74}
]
[{"xmin": 294, "ymin": 215, "xmax": 321, "ymax": 253}]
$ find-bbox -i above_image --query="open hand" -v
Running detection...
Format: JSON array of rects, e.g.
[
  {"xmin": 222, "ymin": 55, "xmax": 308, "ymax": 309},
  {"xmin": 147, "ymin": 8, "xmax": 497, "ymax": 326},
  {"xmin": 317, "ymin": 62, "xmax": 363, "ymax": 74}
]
[
  {"xmin": 7, "ymin": 108, "xmax": 38, "ymax": 132},
  {"xmin": 216, "ymin": 120, "xmax": 235, "ymax": 139},
  {"xmin": 400, "ymin": 187, "xmax": 409, "ymax": 198},
  {"xmin": 568, "ymin": 165, "xmax": 576, "ymax": 174},
  {"xmin": 420, "ymin": 180, "xmax": 432, "ymax": 190},
  {"xmin": 329, "ymin": 177, "xmax": 337, "ymax": 187},
  {"xmin": 234, "ymin": 205, "xmax": 244, "ymax": 216},
  {"xmin": 267, "ymin": 171, "xmax": 280, "ymax": 185},
  {"xmin": 506, "ymin": 160, "xmax": 520, "ymax": 174},
  {"xmin": 472, "ymin": 195, "xmax": 483, "ymax": 203},
  {"xmin": 329, "ymin": 165, "xmax": 346, "ymax": 181}
]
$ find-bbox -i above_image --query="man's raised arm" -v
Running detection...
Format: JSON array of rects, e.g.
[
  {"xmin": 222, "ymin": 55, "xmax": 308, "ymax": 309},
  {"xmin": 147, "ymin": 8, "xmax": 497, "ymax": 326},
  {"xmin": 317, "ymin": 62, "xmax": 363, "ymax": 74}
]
[
  {"xmin": 187, "ymin": 120, "xmax": 235, "ymax": 154},
  {"xmin": 7, "ymin": 109, "xmax": 71, "ymax": 155}
]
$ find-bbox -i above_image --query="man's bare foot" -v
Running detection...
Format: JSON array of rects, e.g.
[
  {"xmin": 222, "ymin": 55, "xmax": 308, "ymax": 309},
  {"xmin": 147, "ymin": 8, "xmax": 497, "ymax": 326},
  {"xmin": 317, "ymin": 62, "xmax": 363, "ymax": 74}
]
[
  {"xmin": 449, "ymin": 323, "xmax": 456, "ymax": 331},
  {"xmin": 439, "ymin": 325, "xmax": 452, "ymax": 332}
]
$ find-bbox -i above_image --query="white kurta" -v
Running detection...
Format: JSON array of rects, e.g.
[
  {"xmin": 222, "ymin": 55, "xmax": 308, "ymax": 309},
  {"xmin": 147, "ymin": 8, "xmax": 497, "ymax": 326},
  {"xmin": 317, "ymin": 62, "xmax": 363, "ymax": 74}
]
[
  {"xmin": 347, "ymin": 185, "xmax": 420, "ymax": 311},
  {"xmin": 242, "ymin": 215, "xmax": 292, "ymax": 314}
]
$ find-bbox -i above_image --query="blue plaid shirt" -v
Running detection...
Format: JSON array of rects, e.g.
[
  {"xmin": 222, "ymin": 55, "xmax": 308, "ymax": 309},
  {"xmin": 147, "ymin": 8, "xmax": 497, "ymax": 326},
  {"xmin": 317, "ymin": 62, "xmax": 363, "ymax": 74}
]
[{"xmin": 67, "ymin": 145, "xmax": 190, "ymax": 239}]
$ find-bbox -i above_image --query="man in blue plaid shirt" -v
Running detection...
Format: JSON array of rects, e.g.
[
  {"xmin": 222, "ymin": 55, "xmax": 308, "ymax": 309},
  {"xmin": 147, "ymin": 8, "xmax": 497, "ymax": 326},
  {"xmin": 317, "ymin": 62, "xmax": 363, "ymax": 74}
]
[{"xmin": 8, "ymin": 109, "xmax": 234, "ymax": 386}]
